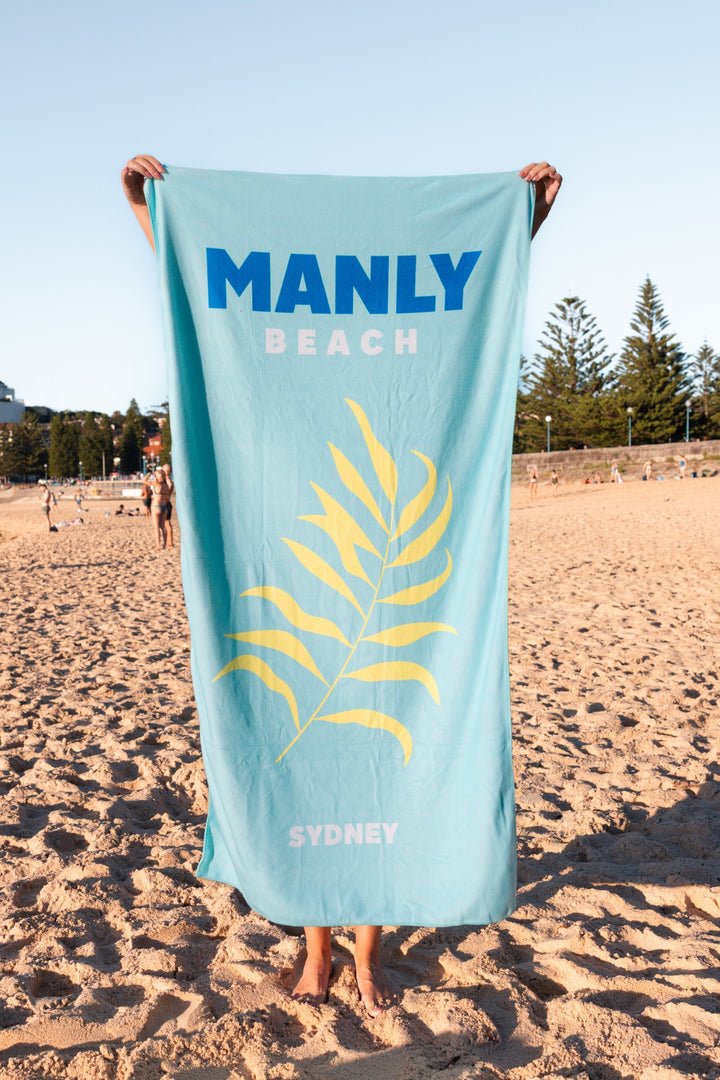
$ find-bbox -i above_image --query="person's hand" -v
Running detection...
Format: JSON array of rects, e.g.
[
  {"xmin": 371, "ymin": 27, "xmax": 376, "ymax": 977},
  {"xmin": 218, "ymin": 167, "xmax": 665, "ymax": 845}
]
[
  {"xmin": 519, "ymin": 162, "xmax": 562, "ymax": 238},
  {"xmin": 121, "ymin": 155, "xmax": 165, "ymax": 250}
]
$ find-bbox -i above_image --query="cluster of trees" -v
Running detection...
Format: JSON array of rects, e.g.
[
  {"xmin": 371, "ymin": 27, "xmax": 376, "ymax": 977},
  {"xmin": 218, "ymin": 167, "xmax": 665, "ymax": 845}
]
[
  {"xmin": 515, "ymin": 277, "xmax": 720, "ymax": 453},
  {"xmin": 0, "ymin": 400, "xmax": 172, "ymax": 482},
  {"xmin": 2, "ymin": 275, "xmax": 719, "ymax": 478}
]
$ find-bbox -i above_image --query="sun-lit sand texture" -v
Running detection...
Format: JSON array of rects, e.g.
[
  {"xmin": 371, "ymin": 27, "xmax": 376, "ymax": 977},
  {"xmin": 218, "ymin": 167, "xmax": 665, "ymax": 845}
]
[{"xmin": 0, "ymin": 477, "xmax": 718, "ymax": 1079}]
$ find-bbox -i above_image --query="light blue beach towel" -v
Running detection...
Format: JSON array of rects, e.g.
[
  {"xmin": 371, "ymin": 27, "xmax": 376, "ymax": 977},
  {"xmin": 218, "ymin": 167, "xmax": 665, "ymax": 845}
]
[{"xmin": 147, "ymin": 167, "xmax": 533, "ymax": 927}]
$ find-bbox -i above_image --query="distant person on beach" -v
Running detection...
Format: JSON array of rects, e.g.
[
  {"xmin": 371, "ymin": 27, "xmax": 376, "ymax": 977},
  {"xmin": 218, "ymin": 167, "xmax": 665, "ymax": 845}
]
[
  {"xmin": 679, "ymin": 455, "xmax": 686, "ymax": 479},
  {"xmin": 550, "ymin": 469, "xmax": 559, "ymax": 495},
  {"xmin": 162, "ymin": 463, "xmax": 175, "ymax": 547},
  {"xmin": 528, "ymin": 466, "xmax": 538, "ymax": 502},
  {"xmin": 643, "ymin": 460, "xmax": 652, "ymax": 481},
  {"xmin": 610, "ymin": 460, "xmax": 619, "ymax": 483},
  {"xmin": 150, "ymin": 467, "xmax": 171, "ymax": 549},
  {"xmin": 122, "ymin": 151, "xmax": 563, "ymax": 1016},
  {"xmin": 140, "ymin": 475, "xmax": 153, "ymax": 517},
  {"xmin": 39, "ymin": 483, "xmax": 54, "ymax": 532}
]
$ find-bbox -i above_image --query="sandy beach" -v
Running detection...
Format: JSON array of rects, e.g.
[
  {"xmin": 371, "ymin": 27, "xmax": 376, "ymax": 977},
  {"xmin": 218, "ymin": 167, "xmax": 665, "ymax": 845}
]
[{"xmin": 0, "ymin": 477, "xmax": 718, "ymax": 1080}]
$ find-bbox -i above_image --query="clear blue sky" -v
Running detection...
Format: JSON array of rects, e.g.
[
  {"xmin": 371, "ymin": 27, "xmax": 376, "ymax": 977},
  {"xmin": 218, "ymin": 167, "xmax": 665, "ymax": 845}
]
[{"xmin": 2, "ymin": 0, "xmax": 718, "ymax": 415}]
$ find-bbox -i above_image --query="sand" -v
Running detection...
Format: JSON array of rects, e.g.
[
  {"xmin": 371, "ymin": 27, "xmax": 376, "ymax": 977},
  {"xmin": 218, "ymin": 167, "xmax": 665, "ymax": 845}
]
[{"xmin": 0, "ymin": 478, "xmax": 718, "ymax": 1080}]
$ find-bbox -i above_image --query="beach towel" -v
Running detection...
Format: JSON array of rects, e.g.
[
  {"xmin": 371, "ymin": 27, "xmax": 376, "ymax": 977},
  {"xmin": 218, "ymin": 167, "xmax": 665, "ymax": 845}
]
[{"xmin": 147, "ymin": 167, "xmax": 534, "ymax": 927}]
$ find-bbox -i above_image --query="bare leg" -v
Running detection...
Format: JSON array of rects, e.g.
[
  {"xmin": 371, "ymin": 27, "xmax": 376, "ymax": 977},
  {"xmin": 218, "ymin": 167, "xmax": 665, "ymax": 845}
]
[
  {"xmin": 354, "ymin": 925, "xmax": 394, "ymax": 1016},
  {"xmin": 291, "ymin": 926, "xmax": 332, "ymax": 1004},
  {"xmin": 165, "ymin": 514, "xmax": 174, "ymax": 547},
  {"xmin": 152, "ymin": 508, "xmax": 166, "ymax": 549}
]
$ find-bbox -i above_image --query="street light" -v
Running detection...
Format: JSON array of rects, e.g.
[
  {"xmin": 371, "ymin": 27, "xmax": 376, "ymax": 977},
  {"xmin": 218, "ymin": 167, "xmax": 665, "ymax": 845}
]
[
  {"xmin": 544, "ymin": 415, "xmax": 552, "ymax": 453},
  {"xmin": 79, "ymin": 460, "xmax": 83, "ymax": 483},
  {"xmin": 685, "ymin": 399, "xmax": 691, "ymax": 442},
  {"xmin": 627, "ymin": 406, "xmax": 633, "ymax": 448},
  {"xmin": 44, "ymin": 463, "xmax": 48, "ymax": 482}
]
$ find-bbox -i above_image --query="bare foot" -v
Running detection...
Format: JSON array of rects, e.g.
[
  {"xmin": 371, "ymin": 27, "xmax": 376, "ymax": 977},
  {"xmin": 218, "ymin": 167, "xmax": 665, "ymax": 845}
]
[
  {"xmin": 291, "ymin": 953, "xmax": 332, "ymax": 1006},
  {"xmin": 355, "ymin": 961, "xmax": 395, "ymax": 1017}
]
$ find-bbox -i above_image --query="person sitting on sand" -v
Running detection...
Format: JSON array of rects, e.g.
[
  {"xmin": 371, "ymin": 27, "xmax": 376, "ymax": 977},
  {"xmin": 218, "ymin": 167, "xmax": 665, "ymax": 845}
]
[{"xmin": 122, "ymin": 151, "xmax": 563, "ymax": 1016}]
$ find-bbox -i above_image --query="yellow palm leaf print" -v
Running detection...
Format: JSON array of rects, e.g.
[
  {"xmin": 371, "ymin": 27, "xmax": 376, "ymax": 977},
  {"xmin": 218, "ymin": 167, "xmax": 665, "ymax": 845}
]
[{"xmin": 216, "ymin": 398, "xmax": 458, "ymax": 766}]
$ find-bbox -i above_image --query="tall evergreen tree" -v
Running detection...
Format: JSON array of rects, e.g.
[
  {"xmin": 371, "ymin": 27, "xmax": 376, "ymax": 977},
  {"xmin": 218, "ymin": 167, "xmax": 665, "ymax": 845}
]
[
  {"xmin": 521, "ymin": 297, "xmax": 614, "ymax": 451},
  {"xmin": 97, "ymin": 414, "xmax": 115, "ymax": 476},
  {"xmin": 78, "ymin": 412, "xmax": 103, "ymax": 478},
  {"xmin": 688, "ymin": 341, "xmax": 720, "ymax": 439},
  {"xmin": 615, "ymin": 277, "xmax": 688, "ymax": 444},
  {"xmin": 48, "ymin": 414, "xmax": 80, "ymax": 479},
  {"xmin": 2, "ymin": 412, "xmax": 46, "ymax": 480},
  {"xmin": 119, "ymin": 398, "xmax": 144, "ymax": 474}
]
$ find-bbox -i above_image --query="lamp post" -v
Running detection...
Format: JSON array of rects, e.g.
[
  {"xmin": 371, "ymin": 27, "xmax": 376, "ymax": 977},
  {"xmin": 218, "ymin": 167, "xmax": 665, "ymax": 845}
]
[
  {"xmin": 102, "ymin": 452, "xmax": 106, "ymax": 481},
  {"xmin": 627, "ymin": 406, "xmax": 633, "ymax": 448},
  {"xmin": 685, "ymin": 399, "xmax": 691, "ymax": 442},
  {"xmin": 44, "ymin": 464, "xmax": 48, "ymax": 482},
  {"xmin": 79, "ymin": 460, "xmax": 83, "ymax": 484},
  {"xmin": 142, "ymin": 454, "xmax": 147, "ymax": 475},
  {"xmin": 544, "ymin": 415, "xmax": 552, "ymax": 454}
]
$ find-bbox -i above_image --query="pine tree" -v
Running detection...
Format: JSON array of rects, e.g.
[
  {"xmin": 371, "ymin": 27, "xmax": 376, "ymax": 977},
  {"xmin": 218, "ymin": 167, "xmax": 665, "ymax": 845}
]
[
  {"xmin": 2, "ymin": 412, "xmax": 47, "ymax": 480},
  {"xmin": 97, "ymin": 414, "xmax": 115, "ymax": 477},
  {"xmin": 615, "ymin": 278, "xmax": 688, "ymax": 444},
  {"xmin": 48, "ymin": 414, "xmax": 80, "ymax": 479},
  {"xmin": 688, "ymin": 342, "xmax": 720, "ymax": 439},
  {"xmin": 78, "ymin": 412, "xmax": 103, "ymax": 478},
  {"xmin": 522, "ymin": 297, "xmax": 614, "ymax": 450},
  {"xmin": 119, "ymin": 399, "xmax": 144, "ymax": 474}
]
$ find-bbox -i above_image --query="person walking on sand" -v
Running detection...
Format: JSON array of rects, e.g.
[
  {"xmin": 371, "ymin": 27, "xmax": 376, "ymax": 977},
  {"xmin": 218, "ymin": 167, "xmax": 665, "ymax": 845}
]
[
  {"xmin": 528, "ymin": 465, "xmax": 538, "ymax": 502},
  {"xmin": 122, "ymin": 151, "xmax": 562, "ymax": 1016},
  {"xmin": 162, "ymin": 463, "xmax": 175, "ymax": 547},
  {"xmin": 644, "ymin": 459, "xmax": 652, "ymax": 482},
  {"xmin": 39, "ymin": 483, "xmax": 54, "ymax": 532},
  {"xmin": 150, "ymin": 467, "xmax": 171, "ymax": 549},
  {"xmin": 550, "ymin": 469, "xmax": 559, "ymax": 496}
]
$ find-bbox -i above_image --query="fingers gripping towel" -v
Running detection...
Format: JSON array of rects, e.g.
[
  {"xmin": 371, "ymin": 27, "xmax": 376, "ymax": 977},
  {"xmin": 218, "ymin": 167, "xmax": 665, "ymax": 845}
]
[{"xmin": 147, "ymin": 167, "xmax": 534, "ymax": 927}]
